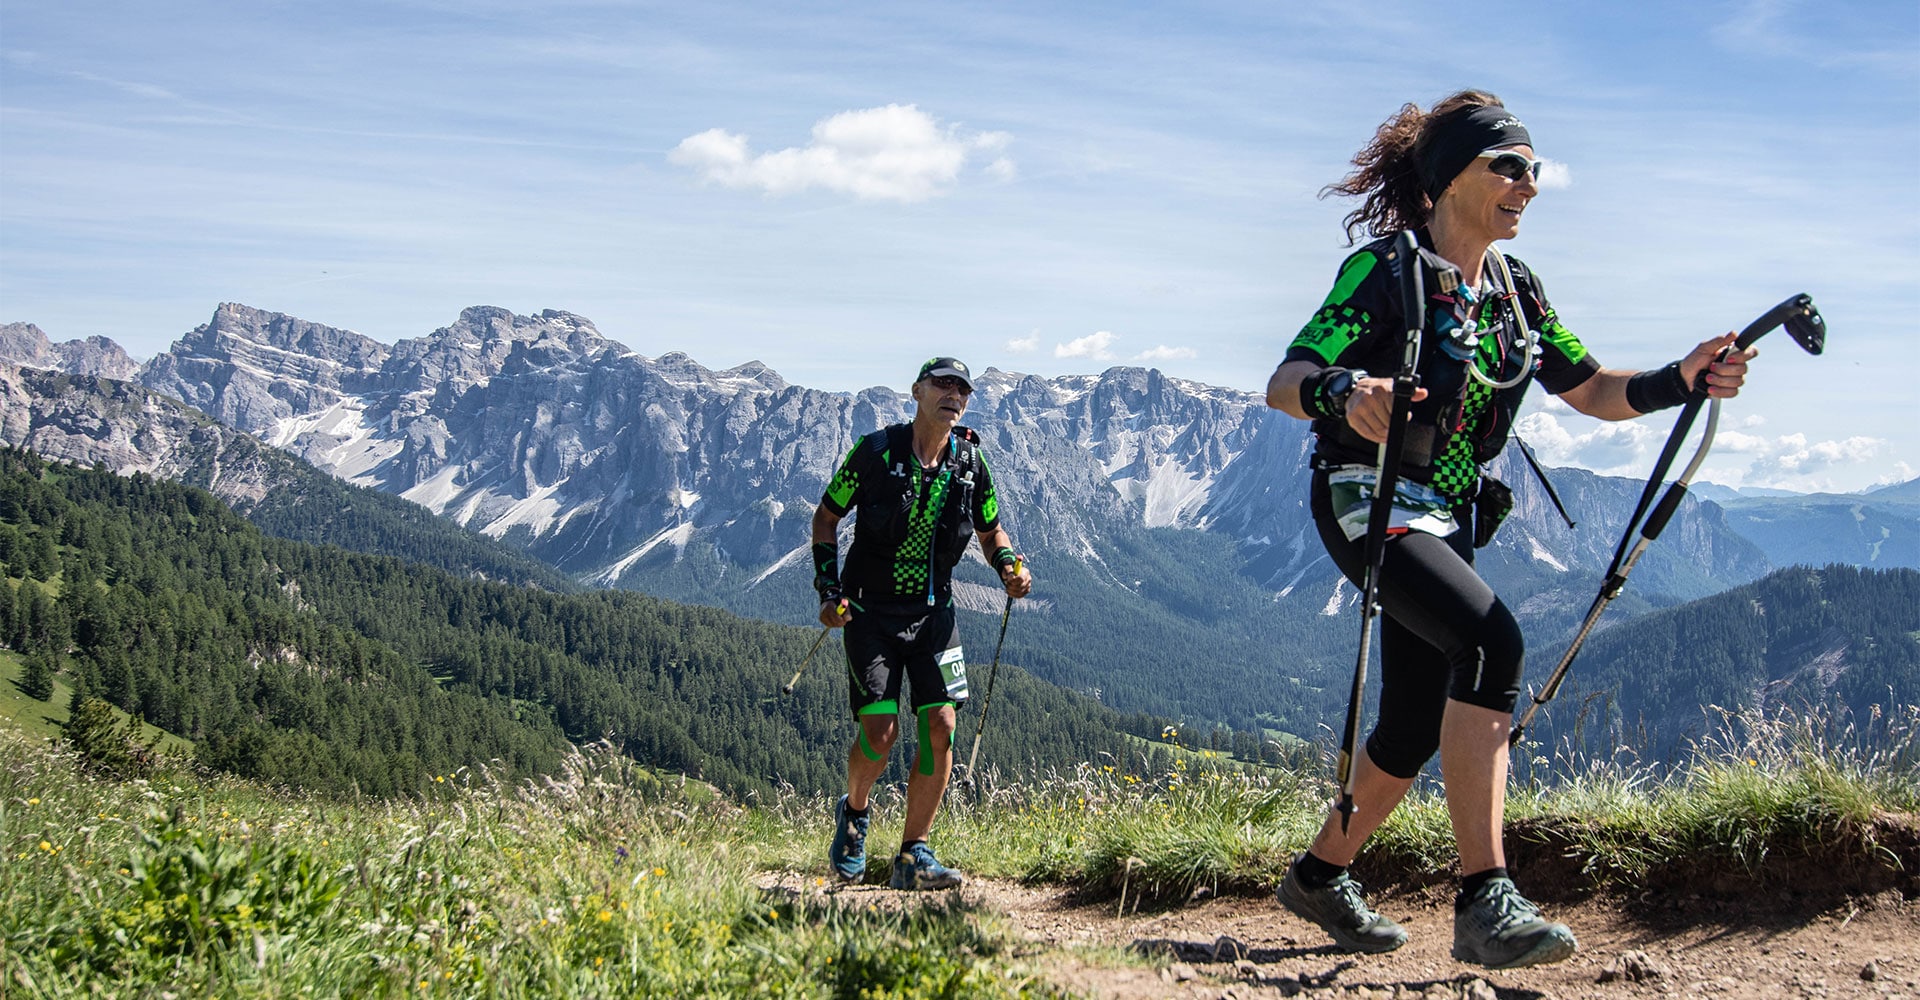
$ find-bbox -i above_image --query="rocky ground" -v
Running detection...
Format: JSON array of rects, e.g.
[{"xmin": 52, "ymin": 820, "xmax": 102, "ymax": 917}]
[{"xmin": 763, "ymin": 873, "xmax": 1919, "ymax": 999}]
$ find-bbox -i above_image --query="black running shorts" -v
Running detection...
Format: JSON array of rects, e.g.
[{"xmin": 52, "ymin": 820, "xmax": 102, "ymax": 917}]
[{"xmin": 842, "ymin": 601, "xmax": 968, "ymax": 715}]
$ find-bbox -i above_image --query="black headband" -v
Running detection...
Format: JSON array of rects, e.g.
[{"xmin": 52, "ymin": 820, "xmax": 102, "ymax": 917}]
[{"xmin": 1416, "ymin": 105, "xmax": 1532, "ymax": 201}]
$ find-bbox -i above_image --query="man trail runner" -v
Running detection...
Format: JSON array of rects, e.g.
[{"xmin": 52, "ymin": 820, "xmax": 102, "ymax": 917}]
[{"xmin": 812, "ymin": 356, "xmax": 1033, "ymax": 889}]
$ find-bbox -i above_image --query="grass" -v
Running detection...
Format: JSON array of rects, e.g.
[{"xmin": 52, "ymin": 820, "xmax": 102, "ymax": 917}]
[
  {"xmin": 3, "ymin": 702, "xmax": 1915, "ymax": 997},
  {"xmin": 0, "ymin": 734, "xmax": 1068, "ymax": 998},
  {"xmin": 0, "ymin": 651, "xmax": 192, "ymax": 754}
]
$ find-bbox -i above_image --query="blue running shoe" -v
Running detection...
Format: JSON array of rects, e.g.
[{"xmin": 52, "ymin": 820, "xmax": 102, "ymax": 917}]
[
  {"xmin": 828, "ymin": 795, "xmax": 868, "ymax": 882},
  {"xmin": 888, "ymin": 842, "xmax": 964, "ymax": 890}
]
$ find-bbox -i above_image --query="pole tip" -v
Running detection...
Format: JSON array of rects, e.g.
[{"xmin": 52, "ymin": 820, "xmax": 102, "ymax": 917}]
[{"xmin": 781, "ymin": 684, "xmax": 794, "ymax": 696}]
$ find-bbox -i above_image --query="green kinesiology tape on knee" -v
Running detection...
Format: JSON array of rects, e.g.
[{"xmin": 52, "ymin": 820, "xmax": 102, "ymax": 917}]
[
  {"xmin": 914, "ymin": 704, "xmax": 955, "ymax": 776},
  {"xmin": 858, "ymin": 726, "xmax": 883, "ymax": 762},
  {"xmin": 916, "ymin": 708, "xmax": 934, "ymax": 776}
]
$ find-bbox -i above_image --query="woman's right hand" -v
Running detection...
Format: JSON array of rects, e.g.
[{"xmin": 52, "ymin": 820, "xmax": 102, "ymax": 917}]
[{"xmin": 1344, "ymin": 378, "xmax": 1428, "ymax": 444}]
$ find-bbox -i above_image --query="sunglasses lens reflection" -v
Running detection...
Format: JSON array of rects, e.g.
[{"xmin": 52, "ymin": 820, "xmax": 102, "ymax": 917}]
[{"xmin": 1487, "ymin": 154, "xmax": 1541, "ymax": 182}]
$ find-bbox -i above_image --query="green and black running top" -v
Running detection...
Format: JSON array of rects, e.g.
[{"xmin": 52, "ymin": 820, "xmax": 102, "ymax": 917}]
[
  {"xmin": 820, "ymin": 423, "xmax": 1001, "ymax": 605},
  {"xmin": 1284, "ymin": 229, "xmax": 1601, "ymax": 501}
]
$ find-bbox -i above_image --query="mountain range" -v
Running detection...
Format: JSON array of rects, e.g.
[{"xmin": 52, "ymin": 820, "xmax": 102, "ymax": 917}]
[{"xmin": 5, "ymin": 306, "xmax": 1914, "ymax": 740}]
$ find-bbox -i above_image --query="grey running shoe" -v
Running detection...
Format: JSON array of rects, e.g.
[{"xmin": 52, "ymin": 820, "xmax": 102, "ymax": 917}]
[
  {"xmin": 1451, "ymin": 876, "xmax": 1578, "ymax": 969},
  {"xmin": 888, "ymin": 842, "xmax": 964, "ymax": 890},
  {"xmin": 1274, "ymin": 856, "xmax": 1408, "ymax": 954},
  {"xmin": 828, "ymin": 795, "xmax": 868, "ymax": 882}
]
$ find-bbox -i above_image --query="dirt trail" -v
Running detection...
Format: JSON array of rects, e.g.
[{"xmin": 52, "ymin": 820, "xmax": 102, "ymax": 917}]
[{"xmin": 765, "ymin": 873, "xmax": 1919, "ymax": 999}]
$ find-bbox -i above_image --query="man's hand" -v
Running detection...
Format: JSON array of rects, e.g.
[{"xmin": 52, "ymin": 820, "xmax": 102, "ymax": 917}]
[
  {"xmin": 1000, "ymin": 559, "xmax": 1032, "ymax": 599},
  {"xmin": 818, "ymin": 598, "xmax": 853, "ymax": 628}
]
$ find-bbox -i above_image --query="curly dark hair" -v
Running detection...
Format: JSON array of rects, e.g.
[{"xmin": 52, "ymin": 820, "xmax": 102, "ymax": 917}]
[{"xmin": 1322, "ymin": 89, "xmax": 1505, "ymax": 244}]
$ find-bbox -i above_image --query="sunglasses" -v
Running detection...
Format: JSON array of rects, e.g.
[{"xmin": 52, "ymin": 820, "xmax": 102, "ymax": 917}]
[
  {"xmin": 1478, "ymin": 150, "xmax": 1544, "ymax": 183},
  {"xmin": 927, "ymin": 374, "xmax": 973, "ymax": 395}
]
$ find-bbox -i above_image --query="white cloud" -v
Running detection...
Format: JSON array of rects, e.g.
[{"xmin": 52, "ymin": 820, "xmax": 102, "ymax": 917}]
[
  {"xmin": 1741, "ymin": 433, "xmax": 1884, "ymax": 480},
  {"xmin": 668, "ymin": 104, "xmax": 1014, "ymax": 202},
  {"xmin": 1005, "ymin": 330, "xmax": 1039, "ymax": 353},
  {"xmin": 1519, "ymin": 411, "xmax": 1891, "ymax": 492},
  {"xmin": 1536, "ymin": 159, "xmax": 1573, "ymax": 190},
  {"xmin": 1516, "ymin": 412, "xmax": 1663, "ymax": 476},
  {"xmin": 1135, "ymin": 345, "xmax": 1196, "ymax": 362},
  {"xmin": 1055, "ymin": 331, "xmax": 1117, "ymax": 360}
]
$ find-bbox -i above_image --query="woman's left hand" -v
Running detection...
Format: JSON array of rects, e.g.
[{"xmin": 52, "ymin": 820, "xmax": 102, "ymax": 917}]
[{"xmin": 1680, "ymin": 331, "xmax": 1758, "ymax": 398}]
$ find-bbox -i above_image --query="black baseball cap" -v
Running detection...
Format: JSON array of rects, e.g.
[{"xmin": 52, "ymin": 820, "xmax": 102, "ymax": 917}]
[{"xmin": 915, "ymin": 356, "xmax": 972, "ymax": 388}]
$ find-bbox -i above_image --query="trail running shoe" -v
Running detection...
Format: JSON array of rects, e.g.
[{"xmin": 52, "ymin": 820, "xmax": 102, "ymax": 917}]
[
  {"xmin": 888, "ymin": 842, "xmax": 964, "ymax": 890},
  {"xmin": 1274, "ymin": 855, "xmax": 1408, "ymax": 954},
  {"xmin": 1451, "ymin": 876, "xmax": 1578, "ymax": 969},
  {"xmin": 828, "ymin": 795, "xmax": 868, "ymax": 882}
]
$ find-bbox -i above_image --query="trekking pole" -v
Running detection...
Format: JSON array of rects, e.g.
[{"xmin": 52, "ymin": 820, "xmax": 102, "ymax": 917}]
[
  {"xmin": 1511, "ymin": 294, "xmax": 1825, "ymax": 746},
  {"xmin": 781, "ymin": 625, "xmax": 834, "ymax": 696},
  {"xmin": 962, "ymin": 558, "xmax": 1021, "ymax": 786},
  {"xmin": 1335, "ymin": 230, "xmax": 1425, "ymax": 833}
]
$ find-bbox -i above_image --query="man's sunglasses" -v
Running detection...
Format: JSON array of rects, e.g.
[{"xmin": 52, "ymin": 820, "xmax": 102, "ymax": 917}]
[
  {"xmin": 927, "ymin": 374, "xmax": 973, "ymax": 394},
  {"xmin": 1478, "ymin": 150, "xmax": 1544, "ymax": 183}
]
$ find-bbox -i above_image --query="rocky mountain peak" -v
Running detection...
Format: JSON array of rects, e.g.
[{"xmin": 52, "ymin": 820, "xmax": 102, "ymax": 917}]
[
  {"xmin": 0, "ymin": 322, "xmax": 140, "ymax": 380},
  {"xmin": 197, "ymin": 303, "xmax": 389, "ymax": 369},
  {"xmin": 0, "ymin": 322, "xmax": 52, "ymax": 362}
]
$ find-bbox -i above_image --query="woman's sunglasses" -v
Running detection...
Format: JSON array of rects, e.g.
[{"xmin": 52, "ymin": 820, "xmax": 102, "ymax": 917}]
[{"xmin": 1478, "ymin": 150, "xmax": 1544, "ymax": 183}]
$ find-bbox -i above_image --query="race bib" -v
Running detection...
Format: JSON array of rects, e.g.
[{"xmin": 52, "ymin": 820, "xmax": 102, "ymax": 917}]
[
  {"xmin": 937, "ymin": 645, "xmax": 969, "ymax": 702},
  {"xmin": 1327, "ymin": 465, "xmax": 1460, "ymax": 542}
]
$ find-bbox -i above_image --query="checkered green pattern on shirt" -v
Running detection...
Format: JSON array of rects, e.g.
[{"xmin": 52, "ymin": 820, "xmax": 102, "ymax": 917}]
[
  {"xmin": 1428, "ymin": 337, "xmax": 1501, "ymax": 501},
  {"xmin": 892, "ymin": 468, "xmax": 950, "ymax": 595}
]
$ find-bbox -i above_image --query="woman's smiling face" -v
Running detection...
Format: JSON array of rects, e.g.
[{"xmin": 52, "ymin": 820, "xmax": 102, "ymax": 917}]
[{"xmin": 1440, "ymin": 143, "xmax": 1539, "ymax": 244}]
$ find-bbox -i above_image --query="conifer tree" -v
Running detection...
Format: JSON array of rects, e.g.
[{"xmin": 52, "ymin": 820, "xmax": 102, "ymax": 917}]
[{"xmin": 19, "ymin": 649, "xmax": 56, "ymax": 702}]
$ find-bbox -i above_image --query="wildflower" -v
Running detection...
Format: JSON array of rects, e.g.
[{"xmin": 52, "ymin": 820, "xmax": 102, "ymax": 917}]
[
  {"xmin": 615, "ymin": 846, "xmax": 629, "ymax": 863},
  {"xmin": 27, "ymin": 798, "xmax": 38, "ymax": 806},
  {"xmin": 598, "ymin": 910, "xmax": 612, "ymax": 922},
  {"xmin": 652, "ymin": 867, "xmax": 665, "ymax": 877},
  {"xmin": 38, "ymin": 841, "xmax": 52, "ymax": 853}
]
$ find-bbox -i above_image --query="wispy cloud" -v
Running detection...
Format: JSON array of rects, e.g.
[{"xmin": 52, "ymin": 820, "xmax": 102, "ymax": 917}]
[
  {"xmin": 1055, "ymin": 331, "xmax": 1117, "ymax": 360},
  {"xmin": 1135, "ymin": 345, "xmax": 1196, "ymax": 362},
  {"xmin": 1005, "ymin": 330, "xmax": 1040, "ymax": 353},
  {"xmin": 1711, "ymin": 0, "xmax": 1918, "ymax": 80},
  {"xmin": 668, "ymin": 104, "xmax": 1013, "ymax": 202}
]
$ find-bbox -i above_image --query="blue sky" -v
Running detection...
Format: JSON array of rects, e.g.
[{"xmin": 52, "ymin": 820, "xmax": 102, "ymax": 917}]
[{"xmin": 3, "ymin": 1, "xmax": 1915, "ymax": 492}]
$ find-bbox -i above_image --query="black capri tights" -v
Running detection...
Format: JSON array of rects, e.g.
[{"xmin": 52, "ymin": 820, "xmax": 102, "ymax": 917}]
[{"xmin": 1312, "ymin": 473, "xmax": 1524, "ymax": 779}]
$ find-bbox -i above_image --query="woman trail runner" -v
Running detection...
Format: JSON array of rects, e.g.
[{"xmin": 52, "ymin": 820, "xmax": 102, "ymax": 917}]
[{"xmin": 1265, "ymin": 90, "xmax": 1758, "ymax": 969}]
